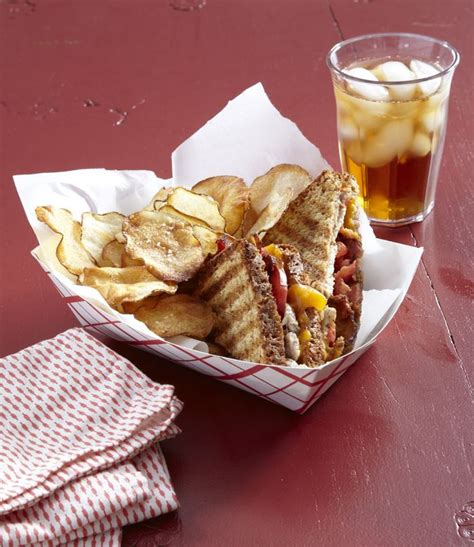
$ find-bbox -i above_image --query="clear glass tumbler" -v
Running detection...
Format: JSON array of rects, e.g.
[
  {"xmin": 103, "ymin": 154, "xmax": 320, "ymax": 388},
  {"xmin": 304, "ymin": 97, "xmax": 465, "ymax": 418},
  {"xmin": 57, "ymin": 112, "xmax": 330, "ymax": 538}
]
[{"xmin": 327, "ymin": 33, "xmax": 459, "ymax": 226}]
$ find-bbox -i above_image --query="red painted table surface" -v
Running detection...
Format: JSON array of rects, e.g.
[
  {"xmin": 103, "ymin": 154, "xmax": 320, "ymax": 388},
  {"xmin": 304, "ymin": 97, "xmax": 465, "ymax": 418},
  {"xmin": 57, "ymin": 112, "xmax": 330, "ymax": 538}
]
[{"xmin": 1, "ymin": 1, "xmax": 473, "ymax": 545}]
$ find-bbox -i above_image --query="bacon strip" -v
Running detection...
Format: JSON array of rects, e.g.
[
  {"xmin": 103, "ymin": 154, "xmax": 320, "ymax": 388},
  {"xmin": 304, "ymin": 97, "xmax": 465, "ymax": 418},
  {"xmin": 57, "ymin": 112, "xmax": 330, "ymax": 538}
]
[{"xmin": 330, "ymin": 233, "xmax": 363, "ymax": 353}]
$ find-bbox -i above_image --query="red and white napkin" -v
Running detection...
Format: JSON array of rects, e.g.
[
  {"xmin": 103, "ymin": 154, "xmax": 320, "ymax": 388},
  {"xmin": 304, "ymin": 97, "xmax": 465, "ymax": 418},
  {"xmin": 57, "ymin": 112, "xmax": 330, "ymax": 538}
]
[{"xmin": 0, "ymin": 328, "xmax": 183, "ymax": 546}]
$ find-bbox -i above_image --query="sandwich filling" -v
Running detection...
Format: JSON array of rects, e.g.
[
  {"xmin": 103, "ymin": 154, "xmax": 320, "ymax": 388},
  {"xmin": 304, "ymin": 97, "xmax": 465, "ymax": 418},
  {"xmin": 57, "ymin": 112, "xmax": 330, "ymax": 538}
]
[
  {"xmin": 261, "ymin": 244, "xmax": 327, "ymax": 365},
  {"xmin": 202, "ymin": 237, "xmax": 339, "ymax": 367},
  {"xmin": 260, "ymin": 170, "xmax": 363, "ymax": 358},
  {"xmin": 329, "ymin": 199, "xmax": 363, "ymax": 351}
]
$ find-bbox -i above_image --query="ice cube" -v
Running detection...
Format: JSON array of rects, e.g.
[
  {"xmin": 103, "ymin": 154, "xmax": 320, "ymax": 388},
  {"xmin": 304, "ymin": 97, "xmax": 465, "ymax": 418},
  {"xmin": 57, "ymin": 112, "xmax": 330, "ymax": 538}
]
[
  {"xmin": 370, "ymin": 64, "xmax": 385, "ymax": 80},
  {"xmin": 420, "ymin": 109, "xmax": 444, "ymax": 134},
  {"xmin": 425, "ymin": 90, "xmax": 448, "ymax": 111},
  {"xmin": 387, "ymin": 118, "xmax": 414, "ymax": 155},
  {"xmin": 338, "ymin": 117, "xmax": 360, "ymax": 141},
  {"xmin": 410, "ymin": 132, "xmax": 431, "ymax": 157},
  {"xmin": 410, "ymin": 59, "xmax": 441, "ymax": 96},
  {"xmin": 363, "ymin": 119, "xmax": 414, "ymax": 168},
  {"xmin": 344, "ymin": 67, "xmax": 390, "ymax": 102},
  {"xmin": 377, "ymin": 61, "xmax": 414, "ymax": 81},
  {"xmin": 345, "ymin": 141, "xmax": 364, "ymax": 166},
  {"xmin": 363, "ymin": 135, "xmax": 394, "ymax": 168},
  {"xmin": 376, "ymin": 61, "xmax": 417, "ymax": 101},
  {"xmin": 334, "ymin": 88, "xmax": 351, "ymax": 116},
  {"xmin": 389, "ymin": 99, "xmax": 419, "ymax": 119},
  {"xmin": 350, "ymin": 94, "xmax": 390, "ymax": 131}
]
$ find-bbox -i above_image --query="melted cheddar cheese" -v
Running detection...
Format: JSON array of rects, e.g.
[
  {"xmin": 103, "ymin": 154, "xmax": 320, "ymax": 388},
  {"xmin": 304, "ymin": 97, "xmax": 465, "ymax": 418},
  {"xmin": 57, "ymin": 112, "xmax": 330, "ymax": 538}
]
[
  {"xmin": 288, "ymin": 284, "xmax": 327, "ymax": 312},
  {"xmin": 263, "ymin": 244, "xmax": 283, "ymax": 260}
]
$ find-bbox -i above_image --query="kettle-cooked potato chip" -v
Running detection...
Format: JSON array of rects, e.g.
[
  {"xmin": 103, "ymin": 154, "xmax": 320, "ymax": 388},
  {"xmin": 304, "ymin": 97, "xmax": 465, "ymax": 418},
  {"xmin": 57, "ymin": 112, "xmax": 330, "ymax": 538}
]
[
  {"xmin": 166, "ymin": 187, "xmax": 226, "ymax": 231},
  {"xmin": 35, "ymin": 206, "xmax": 95, "ymax": 276},
  {"xmin": 81, "ymin": 212, "xmax": 124, "ymax": 265},
  {"xmin": 133, "ymin": 294, "xmax": 215, "ymax": 339},
  {"xmin": 192, "ymin": 225, "xmax": 220, "ymax": 256},
  {"xmin": 157, "ymin": 204, "xmax": 211, "ymax": 228},
  {"xmin": 121, "ymin": 250, "xmax": 144, "ymax": 267},
  {"xmin": 121, "ymin": 296, "xmax": 157, "ymax": 315},
  {"xmin": 192, "ymin": 176, "xmax": 249, "ymax": 235},
  {"xmin": 101, "ymin": 239, "xmax": 124, "ymax": 267},
  {"xmin": 244, "ymin": 164, "xmax": 312, "ymax": 235},
  {"xmin": 246, "ymin": 187, "xmax": 294, "ymax": 236},
  {"xmin": 115, "ymin": 231, "xmax": 126, "ymax": 244},
  {"xmin": 123, "ymin": 210, "xmax": 205, "ymax": 283},
  {"xmin": 143, "ymin": 187, "xmax": 174, "ymax": 211},
  {"xmin": 80, "ymin": 265, "xmax": 177, "ymax": 312}
]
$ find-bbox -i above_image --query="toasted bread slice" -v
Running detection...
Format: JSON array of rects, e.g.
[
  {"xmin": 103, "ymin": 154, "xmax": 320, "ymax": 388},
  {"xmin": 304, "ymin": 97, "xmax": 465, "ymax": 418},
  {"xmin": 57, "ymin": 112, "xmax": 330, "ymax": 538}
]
[
  {"xmin": 263, "ymin": 170, "xmax": 358, "ymax": 297},
  {"xmin": 194, "ymin": 240, "xmax": 286, "ymax": 365}
]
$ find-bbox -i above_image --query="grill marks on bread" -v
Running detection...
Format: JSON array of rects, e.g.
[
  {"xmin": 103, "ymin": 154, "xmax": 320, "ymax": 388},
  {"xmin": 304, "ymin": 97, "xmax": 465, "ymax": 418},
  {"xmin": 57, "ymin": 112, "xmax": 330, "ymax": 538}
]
[
  {"xmin": 194, "ymin": 240, "xmax": 286, "ymax": 365},
  {"xmin": 263, "ymin": 171, "xmax": 358, "ymax": 297}
]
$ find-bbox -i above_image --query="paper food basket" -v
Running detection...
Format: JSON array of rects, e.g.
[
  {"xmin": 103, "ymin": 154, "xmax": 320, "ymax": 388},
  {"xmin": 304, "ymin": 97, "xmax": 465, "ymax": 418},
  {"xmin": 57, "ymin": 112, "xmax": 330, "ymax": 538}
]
[{"xmin": 14, "ymin": 84, "xmax": 423, "ymax": 413}]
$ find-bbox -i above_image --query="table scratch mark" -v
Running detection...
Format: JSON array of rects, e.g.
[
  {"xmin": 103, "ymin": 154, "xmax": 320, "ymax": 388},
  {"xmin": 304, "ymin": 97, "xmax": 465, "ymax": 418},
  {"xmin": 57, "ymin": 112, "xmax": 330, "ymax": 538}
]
[
  {"xmin": 30, "ymin": 102, "xmax": 58, "ymax": 120},
  {"xmin": 410, "ymin": 227, "xmax": 473, "ymax": 399},
  {"xmin": 400, "ymin": 442, "xmax": 413, "ymax": 476},
  {"xmin": 407, "ymin": 229, "xmax": 417, "ymax": 246},
  {"xmin": 460, "ymin": 439, "xmax": 473, "ymax": 476},
  {"xmin": 393, "ymin": 320, "xmax": 411, "ymax": 360},
  {"xmin": 368, "ymin": 360, "xmax": 402, "ymax": 409},
  {"xmin": 2, "ymin": 0, "xmax": 36, "ymax": 17},
  {"xmin": 83, "ymin": 99, "xmax": 100, "ymax": 108},
  {"xmin": 109, "ymin": 99, "xmax": 146, "ymax": 127},
  {"xmin": 326, "ymin": 0, "xmax": 344, "ymax": 40},
  {"xmin": 379, "ymin": 374, "xmax": 401, "ymax": 409}
]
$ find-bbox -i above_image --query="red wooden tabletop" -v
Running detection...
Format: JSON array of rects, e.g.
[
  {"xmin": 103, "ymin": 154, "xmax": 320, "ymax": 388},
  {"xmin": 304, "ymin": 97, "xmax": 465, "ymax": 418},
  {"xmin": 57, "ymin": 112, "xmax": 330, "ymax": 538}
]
[{"xmin": 1, "ymin": 1, "xmax": 473, "ymax": 545}]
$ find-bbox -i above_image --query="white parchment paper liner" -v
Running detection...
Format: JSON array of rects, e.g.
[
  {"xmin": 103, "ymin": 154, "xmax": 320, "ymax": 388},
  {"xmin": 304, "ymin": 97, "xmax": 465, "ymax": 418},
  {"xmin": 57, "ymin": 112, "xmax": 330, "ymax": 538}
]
[{"xmin": 14, "ymin": 83, "xmax": 423, "ymax": 410}]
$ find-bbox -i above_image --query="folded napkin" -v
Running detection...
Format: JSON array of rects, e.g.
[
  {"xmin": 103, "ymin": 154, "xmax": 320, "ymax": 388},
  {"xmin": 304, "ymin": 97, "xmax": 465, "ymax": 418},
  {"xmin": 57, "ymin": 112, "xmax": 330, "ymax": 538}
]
[{"xmin": 0, "ymin": 328, "xmax": 183, "ymax": 546}]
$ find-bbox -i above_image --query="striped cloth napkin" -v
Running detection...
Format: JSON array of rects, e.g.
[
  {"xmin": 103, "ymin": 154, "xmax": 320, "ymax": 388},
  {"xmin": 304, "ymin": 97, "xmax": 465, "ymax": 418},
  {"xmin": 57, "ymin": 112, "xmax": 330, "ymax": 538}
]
[{"xmin": 0, "ymin": 328, "xmax": 183, "ymax": 546}]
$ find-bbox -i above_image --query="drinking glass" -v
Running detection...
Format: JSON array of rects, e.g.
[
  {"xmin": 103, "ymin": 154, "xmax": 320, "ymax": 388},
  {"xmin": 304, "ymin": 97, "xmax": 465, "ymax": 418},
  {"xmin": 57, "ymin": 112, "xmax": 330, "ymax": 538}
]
[{"xmin": 327, "ymin": 33, "xmax": 459, "ymax": 226}]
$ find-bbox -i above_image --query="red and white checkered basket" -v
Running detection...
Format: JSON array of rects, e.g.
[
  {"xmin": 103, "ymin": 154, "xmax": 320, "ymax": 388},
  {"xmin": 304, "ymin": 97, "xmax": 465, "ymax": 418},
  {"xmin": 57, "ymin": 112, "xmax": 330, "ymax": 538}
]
[{"xmin": 34, "ymin": 255, "xmax": 375, "ymax": 414}]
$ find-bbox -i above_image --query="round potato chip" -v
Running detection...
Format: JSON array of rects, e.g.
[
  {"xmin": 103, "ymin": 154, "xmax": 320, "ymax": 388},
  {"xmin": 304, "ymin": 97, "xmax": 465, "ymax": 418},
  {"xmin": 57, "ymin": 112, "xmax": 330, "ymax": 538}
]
[
  {"xmin": 121, "ymin": 249, "xmax": 144, "ymax": 267},
  {"xmin": 166, "ymin": 187, "xmax": 226, "ymax": 231},
  {"xmin": 191, "ymin": 225, "xmax": 220, "ymax": 256},
  {"xmin": 192, "ymin": 176, "xmax": 249, "ymax": 235},
  {"xmin": 157, "ymin": 204, "xmax": 211, "ymax": 228},
  {"xmin": 101, "ymin": 240, "xmax": 124, "ymax": 267},
  {"xmin": 121, "ymin": 296, "xmax": 158, "ymax": 315},
  {"xmin": 37, "ymin": 233, "xmax": 77, "ymax": 281},
  {"xmin": 115, "ymin": 231, "xmax": 126, "ymax": 244},
  {"xmin": 80, "ymin": 265, "xmax": 177, "ymax": 312},
  {"xmin": 246, "ymin": 187, "xmax": 294, "ymax": 236},
  {"xmin": 243, "ymin": 164, "xmax": 312, "ymax": 236},
  {"xmin": 133, "ymin": 294, "xmax": 215, "ymax": 339},
  {"xmin": 123, "ymin": 210, "xmax": 205, "ymax": 283},
  {"xmin": 143, "ymin": 187, "xmax": 174, "ymax": 211},
  {"xmin": 81, "ymin": 212, "xmax": 124, "ymax": 265},
  {"xmin": 35, "ymin": 206, "xmax": 95, "ymax": 275}
]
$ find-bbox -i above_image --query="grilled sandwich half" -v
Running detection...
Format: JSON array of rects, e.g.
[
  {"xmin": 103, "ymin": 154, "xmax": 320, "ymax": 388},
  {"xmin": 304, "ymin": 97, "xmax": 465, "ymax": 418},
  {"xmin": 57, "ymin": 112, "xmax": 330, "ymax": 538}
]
[
  {"xmin": 262, "ymin": 170, "xmax": 363, "ymax": 353},
  {"xmin": 194, "ymin": 239, "xmax": 342, "ymax": 367}
]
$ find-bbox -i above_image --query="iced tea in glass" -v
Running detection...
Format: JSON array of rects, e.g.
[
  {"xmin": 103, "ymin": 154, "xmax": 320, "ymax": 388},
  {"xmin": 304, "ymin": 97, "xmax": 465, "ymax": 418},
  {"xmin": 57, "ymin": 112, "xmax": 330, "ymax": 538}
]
[{"xmin": 327, "ymin": 33, "xmax": 459, "ymax": 226}]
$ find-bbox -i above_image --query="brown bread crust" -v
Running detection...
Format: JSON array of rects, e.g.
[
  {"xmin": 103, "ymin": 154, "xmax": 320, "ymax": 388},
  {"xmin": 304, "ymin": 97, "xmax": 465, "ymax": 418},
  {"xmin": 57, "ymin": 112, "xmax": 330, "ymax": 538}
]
[
  {"xmin": 263, "ymin": 170, "xmax": 358, "ymax": 297},
  {"xmin": 194, "ymin": 240, "xmax": 286, "ymax": 365},
  {"xmin": 299, "ymin": 307, "xmax": 326, "ymax": 368}
]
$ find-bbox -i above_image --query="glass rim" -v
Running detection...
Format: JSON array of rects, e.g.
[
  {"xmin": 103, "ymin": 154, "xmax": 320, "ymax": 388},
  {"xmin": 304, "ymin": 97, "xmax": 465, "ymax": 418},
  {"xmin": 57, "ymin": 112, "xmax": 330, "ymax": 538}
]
[{"xmin": 326, "ymin": 32, "xmax": 460, "ymax": 86}]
